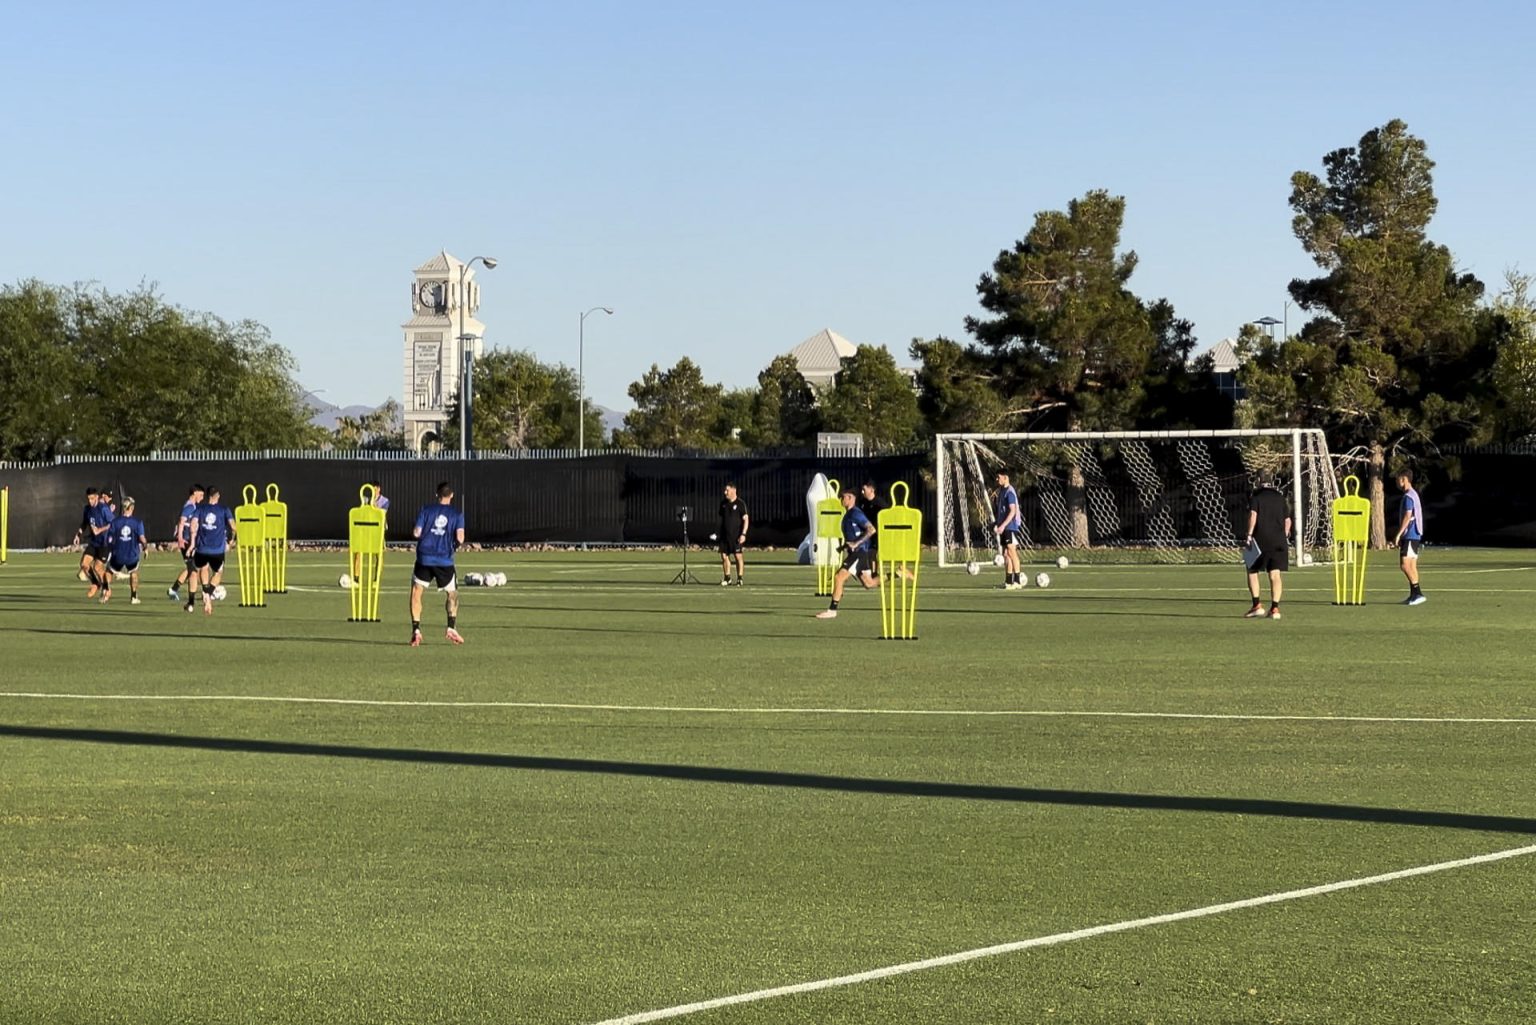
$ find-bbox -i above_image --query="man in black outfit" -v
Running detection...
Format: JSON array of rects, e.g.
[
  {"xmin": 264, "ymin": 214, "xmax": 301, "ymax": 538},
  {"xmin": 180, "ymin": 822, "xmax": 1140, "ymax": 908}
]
[
  {"xmin": 857, "ymin": 481, "xmax": 885, "ymax": 574},
  {"xmin": 717, "ymin": 482, "xmax": 749, "ymax": 586},
  {"xmin": 1243, "ymin": 471, "xmax": 1292, "ymax": 619}
]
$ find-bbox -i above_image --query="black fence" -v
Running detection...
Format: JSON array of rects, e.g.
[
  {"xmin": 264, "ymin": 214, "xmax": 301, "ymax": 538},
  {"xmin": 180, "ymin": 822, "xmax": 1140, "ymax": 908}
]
[{"xmin": 0, "ymin": 454, "xmax": 930, "ymax": 550}]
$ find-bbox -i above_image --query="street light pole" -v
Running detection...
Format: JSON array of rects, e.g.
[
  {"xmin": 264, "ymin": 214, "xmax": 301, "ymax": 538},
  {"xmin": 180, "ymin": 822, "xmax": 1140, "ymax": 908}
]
[
  {"xmin": 578, "ymin": 306, "xmax": 613, "ymax": 457},
  {"xmin": 456, "ymin": 255, "xmax": 497, "ymax": 459}
]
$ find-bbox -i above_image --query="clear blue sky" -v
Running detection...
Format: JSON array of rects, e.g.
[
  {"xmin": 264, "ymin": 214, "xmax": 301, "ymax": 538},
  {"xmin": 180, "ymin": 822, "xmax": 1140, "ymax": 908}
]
[{"xmin": 6, "ymin": 1, "xmax": 1531, "ymax": 412}]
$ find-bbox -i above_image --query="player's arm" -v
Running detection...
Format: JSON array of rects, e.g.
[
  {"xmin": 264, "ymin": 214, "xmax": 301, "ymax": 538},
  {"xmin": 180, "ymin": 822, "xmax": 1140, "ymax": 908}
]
[
  {"xmin": 739, "ymin": 511, "xmax": 749, "ymax": 543},
  {"xmin": 454, "ymin": 527, "xmax": 465, "ymax": 548},
  {"xmin": 1392, "ymin": 502, "xmax": 1413, "ymax": 545},
  {"xmin": 186, "ymin": 515, "xmax": 200, "ymax": 551},
  {"xmin": 1245, "ymin": 508, "xmax": 1258, "ymax": 543},
  {"xmin": 851, "ymin": 521, "xmax": 877, "ymax": 550},
  {"xmin": 1284, "ymin": 515, "xmax": 1293, "ymax": 540}
]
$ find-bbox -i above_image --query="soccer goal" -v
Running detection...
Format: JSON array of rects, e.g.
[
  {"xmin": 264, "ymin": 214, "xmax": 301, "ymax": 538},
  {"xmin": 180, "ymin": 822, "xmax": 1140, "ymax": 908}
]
[{"xmin": 936, "ymin": 429, "xmax": 1338, "ymax": 567}]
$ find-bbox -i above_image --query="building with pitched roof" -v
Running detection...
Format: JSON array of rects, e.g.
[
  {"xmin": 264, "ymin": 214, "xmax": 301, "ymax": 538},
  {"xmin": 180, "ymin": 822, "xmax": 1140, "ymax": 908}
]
[{"xmin": 788, "ymin": 328, "xmax": 858, "ymax": 391}]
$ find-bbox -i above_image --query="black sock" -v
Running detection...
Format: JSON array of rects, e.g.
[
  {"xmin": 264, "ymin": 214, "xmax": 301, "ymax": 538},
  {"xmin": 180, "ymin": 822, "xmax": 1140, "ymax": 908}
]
[
  {"xmin": 130, "ymin": 590, "xmax": 137, "ymax": 599},
  {"xmin": 1411, "ymin": 583, "xmax": 1422, "ymax": 595},
  {"xmin": 447, "ymin": 615, "xmax": 457, "ymax": 629},
  {"xmin": 412, "ymin": 620, "xmax": 421, "ymax": 633},
  {"xmin": 829, "ymin": 600, "xmax": 839, "ymax": 610}
]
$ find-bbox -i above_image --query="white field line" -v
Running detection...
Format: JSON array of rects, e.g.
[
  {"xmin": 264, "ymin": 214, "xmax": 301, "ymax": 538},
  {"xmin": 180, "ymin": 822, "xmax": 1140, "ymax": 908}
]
[
  {"xmin": 1, "ymin": 692, "xmax": 1532, "ymax": 724},
  {"xmin": 584, "ymin": 843, "xmax": 1536, "ymax": 1025}
]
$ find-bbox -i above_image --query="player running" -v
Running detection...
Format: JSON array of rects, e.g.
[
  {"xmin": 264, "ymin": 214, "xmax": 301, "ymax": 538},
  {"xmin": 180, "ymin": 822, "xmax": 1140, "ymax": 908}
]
[
  {"xmin": 84, "ymin": 487, "xmax": 116, "ymax": 598},
  {"xmin": 185, "ymin": 486, "xmax": 236, "ymax": 615},
  {"xmin": 101, "ymin": 498, "xmax": 148, "ymax": 605},
  {"xmin": 409, "ymin": 481, "xmax": 466, "ymax": 646},
  {"xmin": 74, "ymin": 488, "xmax": 100, "ymax": 583},
  {"xmin": 815, "ymin": 486, "xmax": 881, "ymax": 619},
  {"xmin": 168, "ymin": 483, "xmax": 205, "ymax": 602}
]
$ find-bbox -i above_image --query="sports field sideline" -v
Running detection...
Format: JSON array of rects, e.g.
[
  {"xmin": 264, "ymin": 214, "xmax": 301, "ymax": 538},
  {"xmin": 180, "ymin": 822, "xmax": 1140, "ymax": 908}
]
[{"xmin": 2, "ymin": 548, "xmax": 1533, "ymax": 1023}]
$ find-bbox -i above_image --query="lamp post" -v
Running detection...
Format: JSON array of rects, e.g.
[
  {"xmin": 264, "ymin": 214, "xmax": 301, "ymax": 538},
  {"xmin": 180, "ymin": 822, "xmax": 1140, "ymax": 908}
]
[
  {"xmin": 457, "ymin": 255, "xmax": 497, "ymax": 459},
  {"xmin": 578, "ymin": 306, "xmax": 613, "ymax": 457},
  {"xmin": 1282, "ymin": 300, "xmax": 1293, "ymax": 341}
]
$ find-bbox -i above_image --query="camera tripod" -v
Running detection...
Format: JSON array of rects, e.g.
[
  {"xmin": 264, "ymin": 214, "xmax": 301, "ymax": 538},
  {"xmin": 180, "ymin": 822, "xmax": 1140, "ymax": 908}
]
[{"xmin": 671, "ymin": 512, "xmax": 703, "ymax": 585}]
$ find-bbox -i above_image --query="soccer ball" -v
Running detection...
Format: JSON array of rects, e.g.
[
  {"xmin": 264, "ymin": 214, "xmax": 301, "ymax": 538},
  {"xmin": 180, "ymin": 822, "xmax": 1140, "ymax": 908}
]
[
  {"xmin": 212, "ymin": 585, "xmax": 227, "ymax": 601},
  {"xmin": 1056, "ymin": 556, "xmax": 1070, "ymax": 569},
  {"xmin": 465, "ymin": 572, "xmax": 484, "ymax": 587},
  {"xmin": 992, "ymin": 553, "xmax": 1006, "ymax": 567},
  {"xmin": 1300, "ymin": 553, "xmax": 1314, "ymax": 566},
  {"xmin": 966, "ymin": 561, "xmax": 981, "ymax": 576},
  {"xmin": 1035, "ymin": 572, "xmax": 1051, "ymax": 588},
  {"xmin": 495, "ymin": 572, "xmax": 507, "ymax": 586},
  {"xmin": 339, "ymin": 574, "xmax": 352, "ymax": 589}
]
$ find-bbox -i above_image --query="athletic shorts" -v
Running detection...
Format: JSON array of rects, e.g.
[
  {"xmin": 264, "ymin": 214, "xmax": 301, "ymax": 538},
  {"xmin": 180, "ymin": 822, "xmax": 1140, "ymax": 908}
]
[
  {"xmin": 413, "ymin": 562, "xmax": 456, "ymax": 591},
  {"xmin": 997, "ymin": 527, "xmax": 1022, "ymax": 548},
  {"xmin": 1251, "ymin": 547, "xmax": 1289, "ymax": 573},
  {"xmin": 180, "ymin": 543, "xmax": 196, "ymax": 567},
  {"xmin": 1399, "ymin": 539, "xmax": 1422, "ymax": 560},
  {"xmin": 91, "ymin": 544, "xmax": 112, "ymax": 562},
  {"xmin": 107, "ymin": 558, "xmax": 139, "ymax": 575},
  {"xmin": 841, "ymin": 549, "xmax": 874, "ymax": 576},
  {"xmin": 193, "ymin": 552, "xmax": 225, "ymax": 574},
  {"xmin": 717, "ymin": 535, "xmax": 743, "ymax": 556}
]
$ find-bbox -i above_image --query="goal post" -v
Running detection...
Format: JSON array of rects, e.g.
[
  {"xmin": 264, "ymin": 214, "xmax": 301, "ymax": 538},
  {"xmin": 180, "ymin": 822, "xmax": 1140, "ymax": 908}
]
[{"xmin": 935, "ymin": 429, "xmax": 1338, "ymax": 567}]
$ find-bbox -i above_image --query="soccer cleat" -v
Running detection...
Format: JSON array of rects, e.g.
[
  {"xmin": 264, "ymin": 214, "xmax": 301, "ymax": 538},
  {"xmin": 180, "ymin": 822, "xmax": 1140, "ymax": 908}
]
[
  {"xmin": 1244, "ymin": 605, "xmax": 1267, "ymax": 618},
  {"xmin": 445, "ymin": 627, "xmax": 465, "ymax": 645},
  {"xmin": 732, "ymin": 578, "xmax": 744, "ymax": 587},
  {"xmin": 130, "ymin": 597, "xmax": 141, "ymax": 605},
  {"xmin": 1407, "ymin": 594, "xmax": 1427, "ymax": 606},
  {"xmin": 99, "ymin": 592, "xmax": 111, "ymax": 604},
  {"xmin": 1268, "ymin": 608, "xmax": 1282, "ymax": 620},
  {"xmin": 167, "ymin": 587, "xmax": 179, "ymax": 600},
  {"xmin": 720, "ymin": 579, "xmax": 731, "ymax": 587},
  {"xmin": 409, "ymin": 630, "xmax": 422, "ymax": 647},
  {"xmin": 203, "ymin": 593, "xmax": 213, "ymax": 616},
  {"xmin": 86, "ymin": 585, "xmax": 99, "ymax": 598},
  {"xmin": 77, "ymin": 570, "xmax": 89, "ymax": 582},
  {"xmin": 814, "ymin": 609, "xmax": 838, "ymax": 619}
]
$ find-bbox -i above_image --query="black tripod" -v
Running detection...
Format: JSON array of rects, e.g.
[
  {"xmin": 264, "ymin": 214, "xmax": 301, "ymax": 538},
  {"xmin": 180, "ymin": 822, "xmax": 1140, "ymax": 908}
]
[{"xmin": 670, "ymin": 506, "xmax": 703, "ymax": 585}]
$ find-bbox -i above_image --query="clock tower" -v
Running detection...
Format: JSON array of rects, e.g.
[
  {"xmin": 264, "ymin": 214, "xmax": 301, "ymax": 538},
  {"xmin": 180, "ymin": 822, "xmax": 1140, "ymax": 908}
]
[{"xmin": 402, "ymin": 251, "xmax": 487, "ymax": 451}]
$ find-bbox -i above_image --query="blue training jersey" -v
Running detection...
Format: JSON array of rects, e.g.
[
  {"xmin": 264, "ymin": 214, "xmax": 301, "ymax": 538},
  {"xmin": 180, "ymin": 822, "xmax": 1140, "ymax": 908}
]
[
  {"xmin": 995, "ymin": 485, "xmax": 1021, "ymax": 530},
  {"xmin": 1402, "ymin": 488, "xmax": 1424, "ymax": 540},
  {"xmin": 841, "ymin": 506, "xmax": 873, "ymax": 548},
  {"xmin": 193, "ymin": 502, "xmax": 234, "ymax": 554},
  {"xmin": 415, "ymin": 503, "xmax": 464, "ymax": 566},
  {"xmin": 177, "ymin": 501, "xmax": 197, "ymax": 546},
  {"xmin": 89, "ymin": 501, "xmax": 115, "ymax": 542},
  {"xmin": 109, "ymin": 515, "xmax": 145, "ymax": 565}
]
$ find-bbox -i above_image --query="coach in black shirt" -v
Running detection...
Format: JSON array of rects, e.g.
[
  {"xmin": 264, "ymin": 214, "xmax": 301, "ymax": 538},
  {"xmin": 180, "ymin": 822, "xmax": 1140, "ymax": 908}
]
[
  {"xmin": 1244, "ymin": 471, "xmax": 1292, "ymax": 619},
  {"xmin": 718, "ymin": 483, "xmax": 749, "ymax": 586}
]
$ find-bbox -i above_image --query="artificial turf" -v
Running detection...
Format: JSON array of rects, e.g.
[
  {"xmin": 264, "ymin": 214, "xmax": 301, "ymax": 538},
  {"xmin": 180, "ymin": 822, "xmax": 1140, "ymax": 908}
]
[{"xmin": 1, "ymin": 548, "xmax": 1532, "ymax": 1023}]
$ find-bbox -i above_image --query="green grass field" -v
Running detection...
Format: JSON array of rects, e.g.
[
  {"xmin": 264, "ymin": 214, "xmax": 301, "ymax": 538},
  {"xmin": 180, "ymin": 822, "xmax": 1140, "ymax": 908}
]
[{"xmin": 2, "ymin": 547, "xmax": 1533, "ymax": 1024}]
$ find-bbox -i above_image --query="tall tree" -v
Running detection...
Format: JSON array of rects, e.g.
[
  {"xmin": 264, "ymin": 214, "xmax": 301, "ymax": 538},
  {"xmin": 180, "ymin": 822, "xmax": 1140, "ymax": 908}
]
[
  {"xmin": 963, "ymin": 189, "xmax": 1158, "ymax": 432},
  {"xmin": 1490, "ymin": 269, "xmax": 1536, "ymax": 440},
  {"xmin": 743, "ymin": 354, "xmax": 821, "ymax": 448},
  {"xmin": 0, "ymin": 280, "xmax": 79, "ymax": 460},
  {"xmin": 618, "ymin": 357, "xmax": 724, "ymax": 449},
  {"xmin": 710, "ymin": 387, "xmax": 757, "ymax": 448},
  {"xmin": 1138, "ymin": 299, "xmax": 1232, "ymax": 429},
  {"xmin": 820, "ymin": 344, "xmax": 923, "ymax": 450},
  {"xmin": 1240, "ymin": 119, "xmax": 1490, "ymax": 542},
  {"xmin": 908, "ymin": 336, "xmax": 1004, "ymax": 435},
  {"xmin": 442, "ymin": 349, "xmax": 587, "ymax": 451}
]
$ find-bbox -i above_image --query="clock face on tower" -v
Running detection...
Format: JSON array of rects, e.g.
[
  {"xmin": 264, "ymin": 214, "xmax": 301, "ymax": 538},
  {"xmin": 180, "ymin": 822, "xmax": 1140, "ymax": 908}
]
[{"xmin": 417, "ymin": 280, "xmax": 446, "ymax": 313}]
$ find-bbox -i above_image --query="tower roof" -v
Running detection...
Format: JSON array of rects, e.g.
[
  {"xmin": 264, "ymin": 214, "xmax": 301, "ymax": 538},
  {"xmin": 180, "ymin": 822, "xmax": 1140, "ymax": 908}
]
[{"xmin": 789, "ymin": 328, "xmax": 858, "ymax": 374}]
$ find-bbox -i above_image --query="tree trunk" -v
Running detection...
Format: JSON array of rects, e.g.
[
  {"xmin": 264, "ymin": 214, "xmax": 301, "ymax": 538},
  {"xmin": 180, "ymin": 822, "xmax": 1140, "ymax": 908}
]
[
  {"xmin": 1367, "ymin": 441, "xmax": 1387, "ymax": 548},
  {"xmin": 1066, "ymin": 463, "xmax": 1090, "ymax": 548}
]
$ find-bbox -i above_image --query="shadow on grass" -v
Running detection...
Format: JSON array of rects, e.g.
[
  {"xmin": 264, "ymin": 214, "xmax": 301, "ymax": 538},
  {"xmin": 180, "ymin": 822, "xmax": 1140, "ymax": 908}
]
[
  {"xmin": 3, "ymin": 723, "xmax": 1533, "ymax": 837},
  {"xmin": 6, "ymin": 626, "xmax": 382, "ymax": 646}
]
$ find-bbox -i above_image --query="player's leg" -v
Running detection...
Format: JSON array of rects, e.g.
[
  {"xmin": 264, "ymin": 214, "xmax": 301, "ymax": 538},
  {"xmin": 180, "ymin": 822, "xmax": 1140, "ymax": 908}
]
[
  {"xmin": 100, "ymin": 563, "xmax": 114, "ymax": 603},
  {"xmin": 1401, "ymin": 542, "xmax": 1424, "ymax": 604},
  {"xmin": 444, "ymin": 571, "xmax": 463, "ymax": 644},
  {"xmin": 409, "ymin": 575, "xmax": 425, "ymax": 645},
  {"xmin": 1267, "ymin": 568, "xmax": 1284, "ymax": 619},
  {"xmin": 1244, "ymin": 569, "xmax": 1265, "ymax": 616},
  {"xmin": 817, "ymin": 567, "xmax": 853, "ymax": 617},
  {"xmin": 734, "ymin": 550, "xmax": 745, "ymax": 585},
  {"xmin": 719, "ymin": 550, "xmax": 731, "ymax": 586},
  {"xmin": 1002, "ymin": 532, "xmax": 1021, "ymax": 588},
  {"xmin": 129, "ymin": 566, "xmax": 141, "ymax": 604}
]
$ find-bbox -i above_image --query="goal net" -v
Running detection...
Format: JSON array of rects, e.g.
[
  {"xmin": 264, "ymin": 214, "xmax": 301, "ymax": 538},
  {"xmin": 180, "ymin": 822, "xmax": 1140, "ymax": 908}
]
[{"xmin": 936, "ymin": 429, "xmax": 1338, "ymax": 566}]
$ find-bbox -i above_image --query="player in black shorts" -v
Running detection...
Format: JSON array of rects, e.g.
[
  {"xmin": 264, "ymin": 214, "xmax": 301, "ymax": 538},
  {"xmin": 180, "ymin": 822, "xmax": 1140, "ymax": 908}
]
[
  {"xmin": 717, "ymin": 483, "xmax": 750, "ymax": 586},
  {"xmin": 1243, "ymin": 471, "xmax": 1292, "ymax": 619}
]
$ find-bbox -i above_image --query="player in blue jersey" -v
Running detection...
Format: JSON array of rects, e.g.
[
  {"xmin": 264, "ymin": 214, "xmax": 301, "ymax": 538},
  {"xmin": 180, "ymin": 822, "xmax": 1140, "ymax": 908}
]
[
  {"xmin": 815, "ymin": 487, "xmax": 880, "ymax": 619},
  {"xmin": 168, "ymin": 483, "xmax": 205, "ymax": 602},
  {"xmin": 101, "ymin": 497, "xmax": 148, "ymax": 605},
  {"xmin": 184, "ymin": 486, "xmax": 237, "ymax": 615},
  {"xmin": 75, "ymin": 487, "xmax": 101, "ymax": 583},
  {"xmin": 409, "ymin": 481, "xmax": 466, "ymax": 646},
  {"xmin": 84, "ymin": 487, "xmax": 117, "ymax": 599},
  {"xmin": 1392, "ymin": 469, "xmax": 1427, "ymax": 606},
  {"xmin": 993, "ymin": 470, "xmax": 1024, "ymax": 589}
]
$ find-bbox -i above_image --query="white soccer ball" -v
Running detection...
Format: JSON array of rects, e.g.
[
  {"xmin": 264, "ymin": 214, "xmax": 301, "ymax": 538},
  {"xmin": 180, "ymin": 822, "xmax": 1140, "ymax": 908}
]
[
  {"xmin": 1035, "ymin": 572, "xmax": 1051, "ymax": 589},
  {"xmin": 1056, "ymin": 556, "xmax": 1070, "ymax": 569},
  {"xmin": 993, "ymin": 553, "xmax": 1006, "ymax": 567},
  {"xmin": 966, "ymin": 561, "xmax": 981, "ymax": 576},
  {"xmin": 339, "ymin": 574, "xmax": 352, "ymax": 589},
  {"xmin": 212, "ymin": 585, "xmax": 227, "ymax": 601},
  {"xmin": 1300, "ymin": 553, "xmax": 1314, "ymax": 566},
  {"xmin": 465, "ymin": 572, "xmax": 484, "ymax": 587}
]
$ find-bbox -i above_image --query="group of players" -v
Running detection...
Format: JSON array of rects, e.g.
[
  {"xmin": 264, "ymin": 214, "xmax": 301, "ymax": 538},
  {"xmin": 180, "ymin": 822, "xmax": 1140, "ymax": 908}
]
[{"xmin": 73, "ymin": 484, "xmax": 237, "ymax": 613}]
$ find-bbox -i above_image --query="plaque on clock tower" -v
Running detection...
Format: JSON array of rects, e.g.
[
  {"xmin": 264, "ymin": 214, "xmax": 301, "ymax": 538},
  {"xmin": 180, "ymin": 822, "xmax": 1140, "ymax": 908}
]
[{"xmin": 401, "ymin": 251, "xmax": 487, "ymax": 452}]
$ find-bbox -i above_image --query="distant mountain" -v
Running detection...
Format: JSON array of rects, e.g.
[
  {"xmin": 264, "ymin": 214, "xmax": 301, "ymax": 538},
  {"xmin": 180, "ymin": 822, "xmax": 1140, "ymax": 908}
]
[
  {"xmin": 303, "ymin": 392, "xmax": 393, "ymax": 431},
  {"xmin": 595, "ymin": 405, "xmax": 626, "ymax": 437}
]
